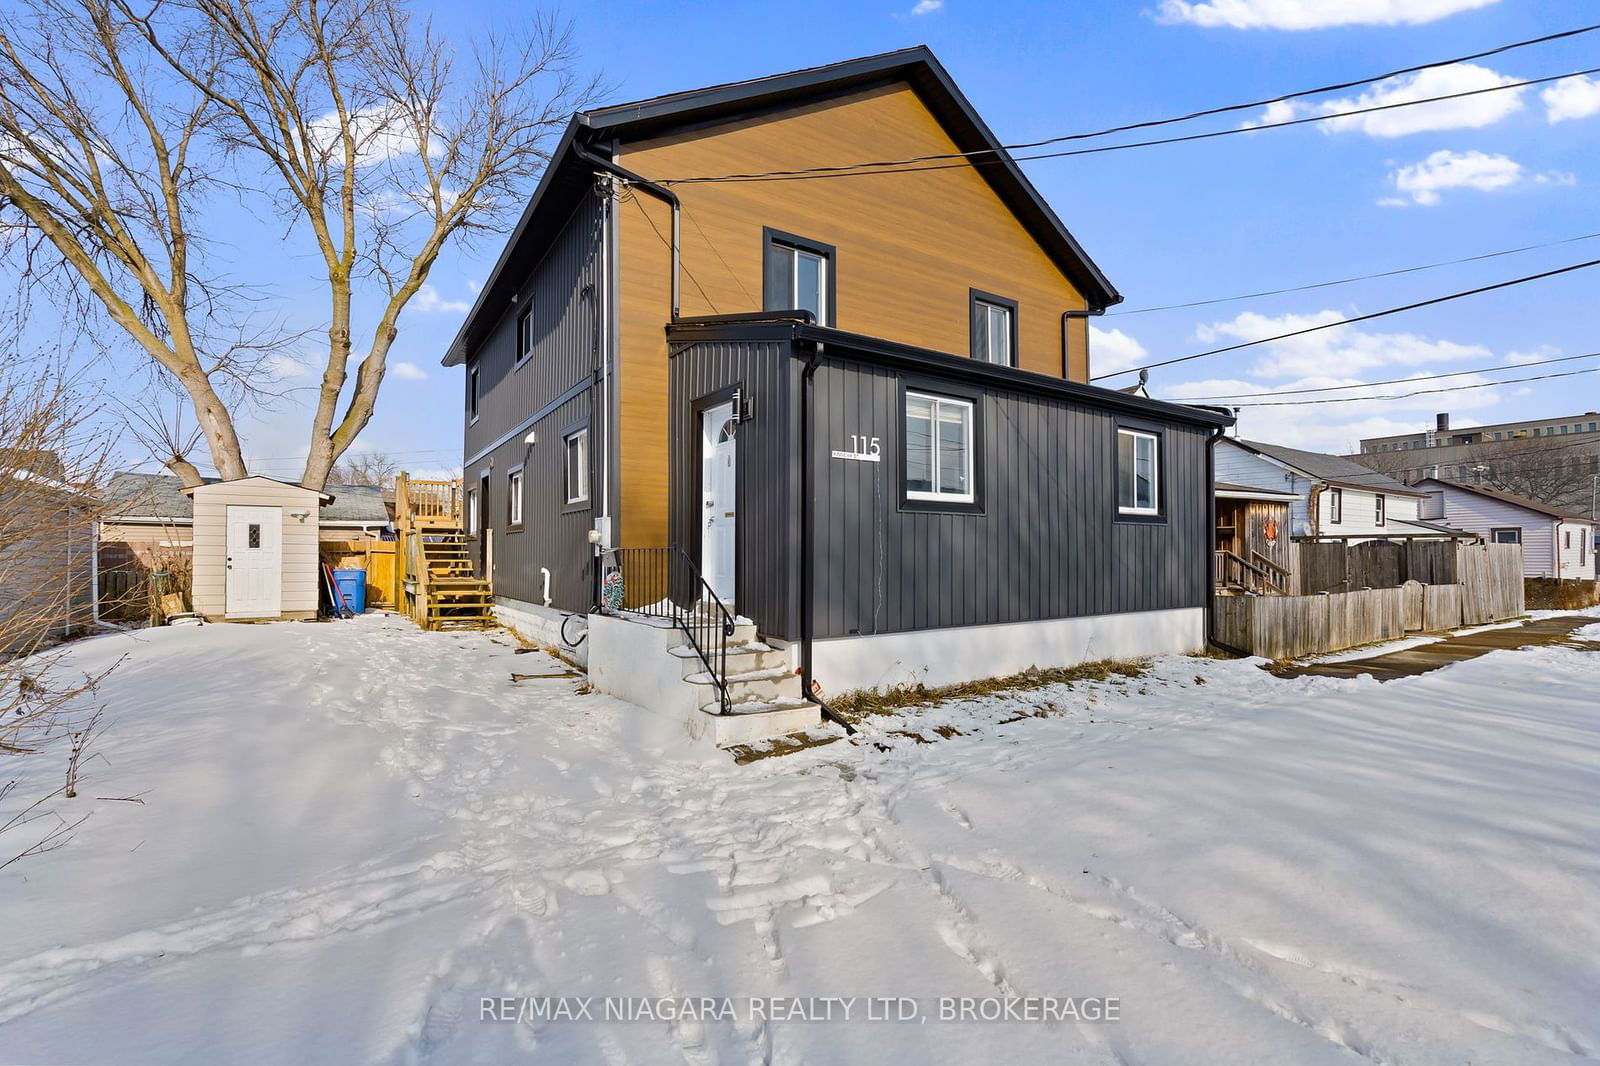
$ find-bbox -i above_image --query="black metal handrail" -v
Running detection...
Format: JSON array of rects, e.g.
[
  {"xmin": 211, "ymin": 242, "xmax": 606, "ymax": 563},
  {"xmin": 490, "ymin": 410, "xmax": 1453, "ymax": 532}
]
[{"xmin": 602, "ymin": 545, "xmax": 736, "ymax": 715}]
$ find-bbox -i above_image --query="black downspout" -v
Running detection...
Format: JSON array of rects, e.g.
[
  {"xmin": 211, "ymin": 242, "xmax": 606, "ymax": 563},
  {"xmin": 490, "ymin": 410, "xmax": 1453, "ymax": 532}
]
[
  {"xmin": 1061, "ymin": 308, "xmax": 1105, "ymax": 379},
  {"xmin": 799, "ymin": 341, "xmax": 856, "ymax": 736},
  {"xmin": 572, "ymin": 140, "xmax": 681, "ymax": 320}
]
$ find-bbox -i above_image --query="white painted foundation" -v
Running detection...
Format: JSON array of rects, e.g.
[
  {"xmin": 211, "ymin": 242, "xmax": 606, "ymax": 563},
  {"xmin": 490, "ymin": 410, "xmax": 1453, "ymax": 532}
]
[
  {"xmin": 493, "ymin": 596, "xmax": 589, "ymax": 668},
  {"xmin": 812, "ymin": 607, "xmax": 1206, "ymax": 693}
]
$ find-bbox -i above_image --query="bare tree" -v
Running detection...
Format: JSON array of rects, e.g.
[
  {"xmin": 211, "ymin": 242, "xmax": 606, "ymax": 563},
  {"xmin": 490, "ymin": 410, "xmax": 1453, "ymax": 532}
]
[
  {"xmin": 330, "ymin": 448, "xmax": 397, "ymax": 488},
  {"xmin": 0, "ymin": 0, "xmax": 596, "ymax": 490},
  {"xmin": 1464, "ymin": 440, "xmax": 1600, "ymax": 513},
  {"xmin": 1, "ymin": 351, "xmax": 115, "ymax": 868}
]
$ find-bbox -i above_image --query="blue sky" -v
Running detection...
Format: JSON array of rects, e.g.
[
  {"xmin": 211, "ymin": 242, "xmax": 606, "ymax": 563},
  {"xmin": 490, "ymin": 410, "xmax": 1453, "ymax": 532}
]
[{"xmin": 106, "ymin": 0, "xmax": 1600, "ymax": 477}]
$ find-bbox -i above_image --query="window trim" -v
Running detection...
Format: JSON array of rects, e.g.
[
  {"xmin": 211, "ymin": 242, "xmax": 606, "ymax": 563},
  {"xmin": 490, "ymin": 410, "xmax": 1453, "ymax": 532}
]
[
  {"xmin": 1374, "ymin": 493, "xmax": 1385, "ymax": 527},
  {"xmin": 898, "ymin": 377, "xmax": 983, "ymax": 515},
  {"xmin": 514, "ymin": 303, "xmax": 534, "ymax": 369},
  {"xmin": 1328, "ymin": 487, "xmax": 1343, "ymax": 525},
  {"xmin": 1490, "ymin": 527, "xmax": 1521, "ymax": 545},
  {"xmin": 465, "ymin": 486, "xmax": 479, "ymax": 535},
  {"xmin": 468, "ymin": 365, "xmax": 481, "ymax": 424},
  {"xmin": 506, "ymin": 464, "xmax": 524, "ymax": 531},
  {"xmin": 563, "ymin": 425, "xmax": 590, "ymax": 510},
  {"xmin": 762, "ymin": 227, "xmax": 837, "ymax": 327},
  {"xmin": 969, "ymin": 289, "xmax": 1019, "ymax": 368},
  {"xmin": 1114, "ymin": 423, "xmax": 1163, "ymax": 521}
]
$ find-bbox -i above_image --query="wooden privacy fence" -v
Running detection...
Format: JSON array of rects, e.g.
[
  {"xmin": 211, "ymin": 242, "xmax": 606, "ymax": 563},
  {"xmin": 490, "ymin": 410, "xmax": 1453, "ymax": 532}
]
[
  {"xmin": 319, "ymin": 539, "xmax": 398, "ymax": 609},
  {"xmin": 1295, "ymin": 539, "xmax": 1457, "ymax": 594},
  {"xmin": 1216, "ymin": 542, "xmax": 1524, "ymax": 659}
]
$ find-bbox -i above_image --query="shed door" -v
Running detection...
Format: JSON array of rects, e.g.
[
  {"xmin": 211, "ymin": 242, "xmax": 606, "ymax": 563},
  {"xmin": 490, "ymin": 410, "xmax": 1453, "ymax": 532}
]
[
  {"xmin": 700, "ymin": 400, "xmax": 737, "ymax": 604},
  {"xmin": 226, "ymin": 505, "xmax": 282, "ymax": 618}
]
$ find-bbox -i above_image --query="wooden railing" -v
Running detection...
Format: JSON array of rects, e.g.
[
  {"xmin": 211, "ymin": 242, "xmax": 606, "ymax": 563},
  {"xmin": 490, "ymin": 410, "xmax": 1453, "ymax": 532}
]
[
  {"xmin": 1215, "ymin": 549, "xmax": 1286, "ymax": 595},
  {"xmin": 396, "ymin": 473, "xmax": 461, "ymax": 528}
]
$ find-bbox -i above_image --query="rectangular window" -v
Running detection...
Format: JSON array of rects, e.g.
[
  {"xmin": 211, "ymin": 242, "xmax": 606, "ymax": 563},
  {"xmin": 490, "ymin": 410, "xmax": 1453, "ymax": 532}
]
[
  {"xmin": 507, "ymin": 466, "xmax": 524, "ymax": 527},
  {"xmin": 970, "ymin": 291, "xmax": 1017, "ymax": 367},
  {"xmin": 468, "ymin": 366, "xmax": 480, "ymax": 422},
  {"xmin": 516, "ymin": 305, "xmax": 533, "ymax": 366},
  {"xmin": 465, "ymin": 487, "xmax": 479, "ymax": 535},
  {"xmin": 1329, "ymin": 487, "xmax": 1343, "ymax": 524},
  {"xmin": 564, "ymin": 429, "xmax": 589, "ymax": 505},
  {"xmin": 1565, "ymin": 530, "xmax": 1572, "ymax": 549},
  {"xmin": 1561, "ymin": 424, "xmax": 1570, "ymax": 434},
  {"xmin": 1116, "ymin": 429, "xmax": 1160, "ymax": 515},
  {"xmin": 905, "ymin": 391, "xmax": 975, "ymax": 504},
  {"xmin": 1374, "ymin": 494, "xmax": 1385, "ymax": 526},
  {"xmin": 763, "ymin": 229, "xmax": 834, "ymax": 325},
  {"xmin": 1590, "ymin": 422, "xmax": 1597, "ymax": 432},
  {"xmin": 1491, "ymin": 528, "xmax": 1521, "ymax": 545}
]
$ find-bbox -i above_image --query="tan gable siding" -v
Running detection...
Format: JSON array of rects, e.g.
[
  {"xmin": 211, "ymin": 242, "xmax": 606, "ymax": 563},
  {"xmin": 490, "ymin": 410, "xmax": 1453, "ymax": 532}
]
[
  {"xmin": 190, "ymin": 479, "xmax": 323, "ymax": 620},
  {"xmin": 615, "ymin": 81, "xmax": 1093, "ymax": 548}
]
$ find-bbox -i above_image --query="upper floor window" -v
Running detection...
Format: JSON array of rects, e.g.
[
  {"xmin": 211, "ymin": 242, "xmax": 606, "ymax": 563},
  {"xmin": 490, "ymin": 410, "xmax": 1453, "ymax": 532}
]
[
  {"xmin": 1375, "ymin": 494, "xmax": 1386, "ymax": 526},
  {"xmin": 763, "ymin": 228, "xmax": 834, "ymax": 326},
  {"xmin": 970, "ymin": 291, "xmax": 1017, "ymax": 367},
  {"xmin": 1329, "ymin": 487, "xmax": 1343, "ymax": 524},
  {"xmin": 905, "ymin": 391, "xmax": 975, "ymax": 505},
  {"xmin": 516, "ymin": 304, "xmax": 534, "ymax": 367},
  {"xmin": 468, "ymin": 366, "xmax": 480, "ymax": 423},
  {"xmin": 1116, "ymin": 428, "xmax": 1159, "ymax": 516}
]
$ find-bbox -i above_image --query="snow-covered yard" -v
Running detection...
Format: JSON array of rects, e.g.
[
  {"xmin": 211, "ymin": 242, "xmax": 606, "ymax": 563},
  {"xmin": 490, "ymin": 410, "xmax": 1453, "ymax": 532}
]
[{"xmin": 2, "ymin": 613, "xmax": 1598, "ymax": 1064}]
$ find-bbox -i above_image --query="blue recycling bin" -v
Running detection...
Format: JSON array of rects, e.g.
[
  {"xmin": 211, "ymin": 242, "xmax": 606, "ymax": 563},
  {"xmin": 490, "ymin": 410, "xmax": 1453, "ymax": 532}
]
[{"xmin": 331, "ymin": 568, "xmax": 367, "ymax": 613}]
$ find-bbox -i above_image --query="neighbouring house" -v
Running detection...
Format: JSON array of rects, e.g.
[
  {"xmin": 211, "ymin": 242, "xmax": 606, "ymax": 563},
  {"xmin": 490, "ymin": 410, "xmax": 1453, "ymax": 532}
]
[
  {"xmin": 1213, "ymin": 482, "xmax": 1298, "ymax": 594},
  {"xmin": 1415, "ymin": 478, "xmax": 1595, "ymax": 580},
  {"xmin": 1, "ymin": 452, "xmax": 94, "ymax": 654},
  {"xmin": 99, "ymin": 473, "xmax": 392, "ymax": 621},
  {"xmin": 1215, "ymin": 438, "xmax": 1468, "ymax": 543},
  {"xmin": 442, "ymin": 47, "xmax": 1233, "ymax": 743}
]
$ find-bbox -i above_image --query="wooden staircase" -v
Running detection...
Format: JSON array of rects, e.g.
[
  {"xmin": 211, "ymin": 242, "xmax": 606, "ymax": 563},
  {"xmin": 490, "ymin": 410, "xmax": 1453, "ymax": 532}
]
[{"xmin": 396, "ymin": 475, "xmax": 495, "ymax": 631}]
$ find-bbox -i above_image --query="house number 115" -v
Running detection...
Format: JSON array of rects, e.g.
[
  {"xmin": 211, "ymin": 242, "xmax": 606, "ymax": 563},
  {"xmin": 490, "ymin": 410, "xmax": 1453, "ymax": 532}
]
[{"xmin": 831, "ymin": 435, "xmax": 881, "ymax": 462}]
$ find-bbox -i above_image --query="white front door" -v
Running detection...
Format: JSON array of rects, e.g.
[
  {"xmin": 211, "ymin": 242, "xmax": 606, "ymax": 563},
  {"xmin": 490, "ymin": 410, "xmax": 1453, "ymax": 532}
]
[
  {"xmin": 226, "ymin": 505, "xmax": 282, "ymax": 618},
  {"xmin": 701, "ymin": 400, "xmax": 737, "ymax": 604}
]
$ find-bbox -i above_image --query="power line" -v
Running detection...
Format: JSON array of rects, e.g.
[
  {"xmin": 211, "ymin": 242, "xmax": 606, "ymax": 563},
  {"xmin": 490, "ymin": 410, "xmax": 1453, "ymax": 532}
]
[
  {"xmin": 655, "ymin": 28, "xmax": 1600, "ymax": 185},
  {"xmin": 1094, "ymin": 257, "xmax": 1600, "ymax": 380},
  {"xmin": 1111, "ymin": 231, "xmax": 1600, "ymax": 316},
  {"xmin": 1222, "ymin": 366, "xmax": 1600, "ymax": 406},
  {"xmin": 1182, "ymin": 351, "xmax": 1600, "ymax": 401}
]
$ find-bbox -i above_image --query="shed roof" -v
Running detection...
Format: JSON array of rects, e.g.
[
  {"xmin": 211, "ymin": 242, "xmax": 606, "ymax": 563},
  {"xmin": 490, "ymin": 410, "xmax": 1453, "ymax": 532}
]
[
  {"xmin": 102, "ymin": 472, "xmax": 390, "ymax": 524},
  {"xmin": 1229, "ymin": 439, "xmax": 1424, "ymax": 496},
  {"xmin": 1215, "ymin": 481, "xmax": 1297, "ymax": 501}
]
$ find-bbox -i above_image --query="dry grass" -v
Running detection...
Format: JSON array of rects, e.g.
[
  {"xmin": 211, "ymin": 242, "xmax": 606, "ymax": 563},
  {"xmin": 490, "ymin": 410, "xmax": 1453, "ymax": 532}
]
[
  {"xmin": 1524, "ymin": 578, "xmax": 1600, "ymax": 611},
  {"xmin": 827, "ymin": 658, "xmax": 1150, "ymax": 725}
]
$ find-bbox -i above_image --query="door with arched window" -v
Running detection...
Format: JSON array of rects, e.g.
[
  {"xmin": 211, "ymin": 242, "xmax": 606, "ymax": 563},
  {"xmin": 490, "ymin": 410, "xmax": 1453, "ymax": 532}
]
[{"xmin": 700, "ymin": 400, "xmax": 737, "ymax": 603}]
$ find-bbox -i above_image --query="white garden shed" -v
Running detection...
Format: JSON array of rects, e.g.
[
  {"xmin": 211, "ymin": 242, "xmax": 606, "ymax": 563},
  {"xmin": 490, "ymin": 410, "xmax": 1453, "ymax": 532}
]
[{"xmin": 182, "ymin": 476, "xmax": 331, "ymax": 621}]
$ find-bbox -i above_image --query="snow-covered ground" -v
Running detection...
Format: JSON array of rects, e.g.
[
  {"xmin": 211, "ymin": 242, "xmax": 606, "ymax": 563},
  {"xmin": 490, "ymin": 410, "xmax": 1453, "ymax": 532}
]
[{"xmin": 2, "ymin": 613, "xmax": 1597, "ymax": 1064}]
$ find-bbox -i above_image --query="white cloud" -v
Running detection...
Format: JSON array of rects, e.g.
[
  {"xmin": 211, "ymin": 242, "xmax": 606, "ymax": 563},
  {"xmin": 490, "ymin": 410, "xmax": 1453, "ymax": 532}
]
[
  {"xmin": 1505, "ymin": 345, "xmax": 1561, "ymax": 366},
  {"xmin": 263, "ymin": 353, "xmax": 314, "ymax": 379},
  {"xmin": 910, "ymin": 0, "xmax": 943, "ymax": 12},
  {"xmin": 1543, "ymin": 75, "xmax": 1600, "ymax": 124},
  {"xmin": 390, "ymin": 361, "xmax": 428, "ymax": 381},
  {"xmin": 1380, "ymin": 150, "xmax": 1574, "ymax": 206},
  {"xmin": 406, "ymin": 284, "xmax": 472, "ymax": 315},
  {"xmin": 308, "ymin": 105, "xmax": 441, "ymax": 168},
  {"xmin": 1245, "ymin": 64, "xmax": 1525, "ymax": 138},
  {"xmin": 1159, "ymin": 369, "xmax": 1503, "ymax": 452},
  {"xmin": 1194, "ymin": 309, "xmax": 1491, "ymax": 379},
  {"xmin": 1156, "ymin": 0, "xmax": 1498, "ymax": 30},
  {"xmin": 1089, "ymin": 326, "xmax": 1149, "ymax": 375}
]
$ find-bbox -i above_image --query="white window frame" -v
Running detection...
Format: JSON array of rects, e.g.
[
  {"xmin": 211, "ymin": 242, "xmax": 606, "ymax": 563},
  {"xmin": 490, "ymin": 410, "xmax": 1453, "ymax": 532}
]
[
  {"xmin": 515, "ymin": 304, "xmax": 534, "ymax": 367},
  {"xmin": 1328, "ymin": 487, "xmax": 1343, "ymax": 525},
  {"xmin": 468, "ymin": 366, "xmax": 480, "ymax": 423},
  {"xmin": 1374, "ymin": 493, "xmax": 1385, "ymax": 527},
  {"xmin": 1490, "ymin": 527, "xmax": 1521, "ymax": 545},
  {"xmin": 465, "ymin": 487, "xmax": 479, "ymax": 535},
  {"xmin": 507, "ymin": 465, "xmax": 524, "ymax": 527},
  {"xmin": 904, "ymin": 391, "xmax": 976, "ymax": 505},
  {"xmin": 972, "ymin": 297, "xmax": 1015, "ymax": 367},
  {"xmin": 1116, "ymin": 428, "xmax": 1160, "ymax": 516},
  {"xmin": 782, "ymin": 244, "xmax": 827, "ymax": 324},
  {"xmin": 564, "ymin": 428, "xmax": 589, "ymax": 506}
]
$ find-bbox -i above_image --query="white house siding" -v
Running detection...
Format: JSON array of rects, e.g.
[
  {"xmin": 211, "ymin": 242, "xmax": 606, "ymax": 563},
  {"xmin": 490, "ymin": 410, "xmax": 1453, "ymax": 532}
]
[
  {"xmin": 1316, "ymin": 486, "xmax": 1420, "ymax": 541},
  {"xmin": 1215, "ymin": 442, "xmax": 1314, "ymax": 533},
  {"xmin": 189, "ymin": 478, "xmax": 323, "ymax": 620},
  {"xmin": 1416, "ymin": 480, "xmax": 1557, "ymax": 578},
  {"xmin": 1556, "ymin": 521, "xmax": 1595, "ymax": 580}
]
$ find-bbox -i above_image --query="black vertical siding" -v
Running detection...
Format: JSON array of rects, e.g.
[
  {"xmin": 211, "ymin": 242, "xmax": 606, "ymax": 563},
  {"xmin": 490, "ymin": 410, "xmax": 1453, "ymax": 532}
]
[
  {"xmin": 808, "ymin": 355, "xmax": 1211, "ymax": 639},
  {"xmin": 668, "ymin": 339, "xmax": 800, "ymax": 639},
  {"xmin": 464, "ymin": 193, "xmax": 604, "ymax": 464},
  {"xmin": 463, "ymin": 190, "xmax": 605, "ymax": 612}
]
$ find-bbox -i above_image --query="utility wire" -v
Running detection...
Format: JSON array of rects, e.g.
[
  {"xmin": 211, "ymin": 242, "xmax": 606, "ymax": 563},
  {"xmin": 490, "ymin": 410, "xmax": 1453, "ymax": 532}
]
[
  {"xmin": 1112, "ymin": 231, "xmax": 1600, "ymax": 316},
  {"xmin": 1222, "ymin": 366, "xmax": 1600, "ymax": 406},
  {"xmin": 1182, "ymin": 352, "xmax": 1600, "ymax": 401},
  {"xmin": 655, "ymin": 23, "xmax": 1600, "ymax": 185},
  {"xmin": 1094, "ymin": 257, "xmax": 1600, "ymax": 380}
]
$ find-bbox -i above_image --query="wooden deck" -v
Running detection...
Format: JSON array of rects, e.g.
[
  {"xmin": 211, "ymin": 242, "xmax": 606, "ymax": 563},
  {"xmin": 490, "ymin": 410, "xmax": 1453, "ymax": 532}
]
[
  {"xmin": 395, "ymin": 474, "xmax": 494, "ymax": 630},
  {"xmin": 1269, "ymin": 614, "xmax": 1598, "ymax": 681}
]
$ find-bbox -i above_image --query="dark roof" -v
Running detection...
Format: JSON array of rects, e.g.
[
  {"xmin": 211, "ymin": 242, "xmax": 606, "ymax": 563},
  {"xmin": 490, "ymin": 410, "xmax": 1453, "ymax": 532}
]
[
  {"xmin": 102, "ymin": 472, "xmax": 390, "ymax": 524},
  {"xmin": 1414, "ymin": 477, "xmax": 1592, "ymax": 521},
  {"xmin": 443, "ymin": 46, "xmax": 1119, "ymax": 366},
  {"xmin": 1215, "ymin": 481, "xmax": 1296, "ymax": 499},
  {"xmin": 1231, "ymin": 439, "xmax": 1425, "ymax": 496}
]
